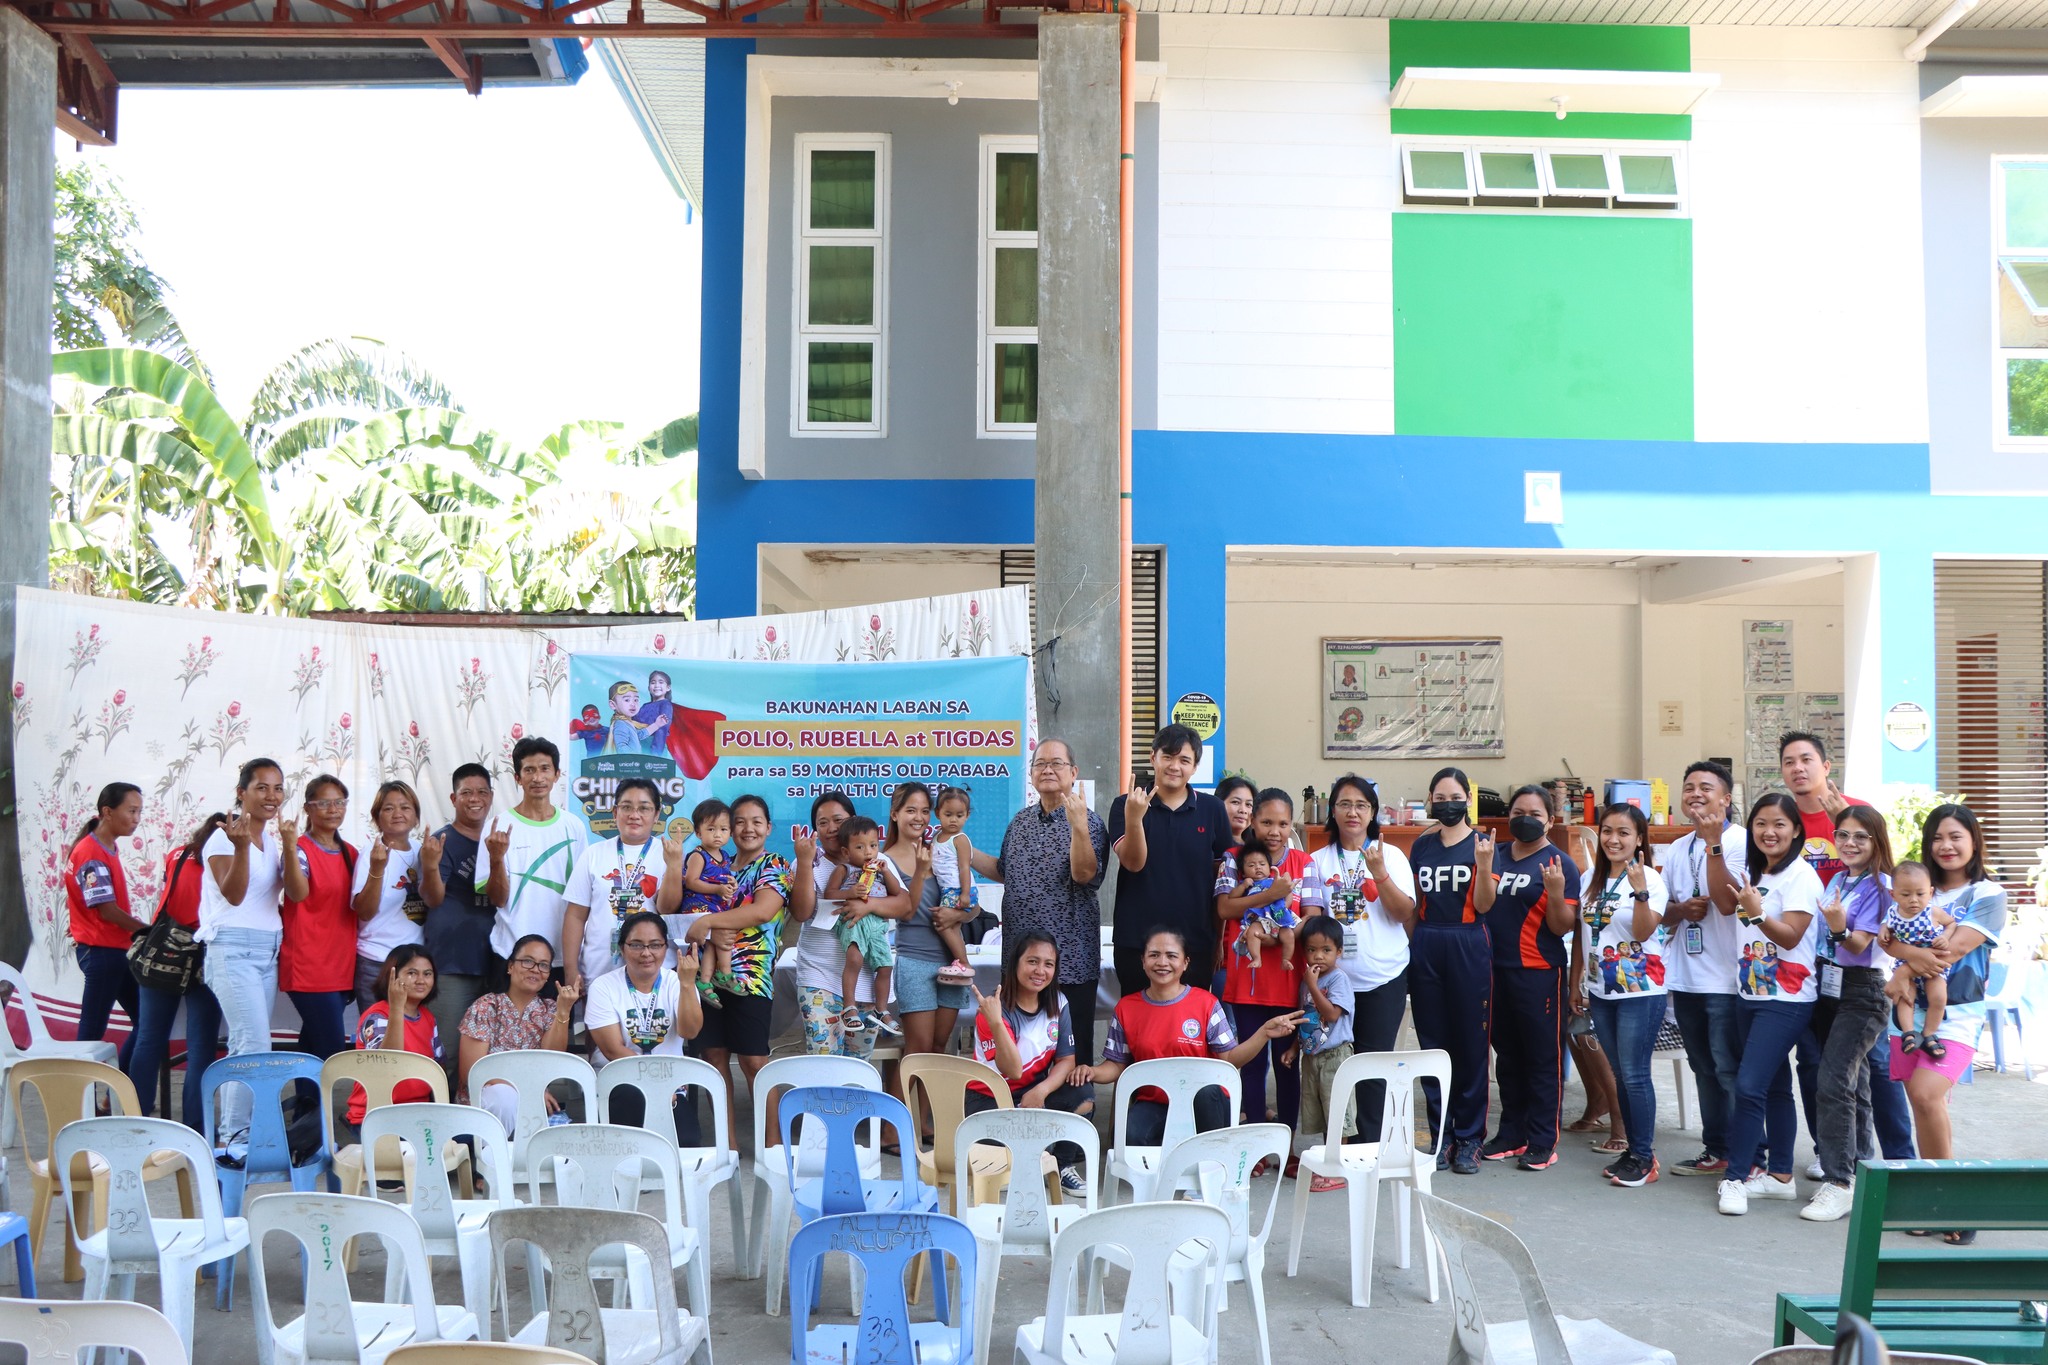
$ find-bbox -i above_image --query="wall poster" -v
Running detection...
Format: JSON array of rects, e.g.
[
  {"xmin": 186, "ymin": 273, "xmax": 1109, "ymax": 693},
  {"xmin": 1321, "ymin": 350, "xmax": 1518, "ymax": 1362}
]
[{"xmin": 1322, "ymin": 638, "xmax": 1504, "ymax": 760}]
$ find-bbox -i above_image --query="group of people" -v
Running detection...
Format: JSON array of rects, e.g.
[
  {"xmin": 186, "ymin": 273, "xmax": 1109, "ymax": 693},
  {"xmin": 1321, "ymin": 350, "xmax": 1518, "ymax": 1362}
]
[{"xmin": 57, "ymin": 721, "xmax": 2010, "ymax": 1236}]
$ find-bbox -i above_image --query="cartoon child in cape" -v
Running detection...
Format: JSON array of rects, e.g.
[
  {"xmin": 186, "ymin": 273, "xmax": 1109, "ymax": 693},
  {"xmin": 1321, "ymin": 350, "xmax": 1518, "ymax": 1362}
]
[{"xmin": 570, "ymin": 704, "xmax": 608, "ymax": 757}]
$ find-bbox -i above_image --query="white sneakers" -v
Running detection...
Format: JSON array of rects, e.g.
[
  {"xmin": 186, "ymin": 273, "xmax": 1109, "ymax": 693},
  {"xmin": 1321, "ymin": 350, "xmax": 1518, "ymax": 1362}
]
[
  {"xmin": 1801, "ymin": 1182, "xmax": 1856, "ymax": 1222},
  {"xmin": 1806, "ymin": 1160, "xmax": 1826, "ymax": 1182},
  {"xmin": 1718, "ymin": 1172, "xmax": 1800, "ymax": 1215}
]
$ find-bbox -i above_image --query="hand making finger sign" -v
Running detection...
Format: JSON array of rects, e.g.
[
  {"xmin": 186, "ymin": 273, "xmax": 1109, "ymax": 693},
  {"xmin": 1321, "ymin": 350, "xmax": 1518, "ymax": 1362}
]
[
  {"xmin": 1363, "ymin": 839, "xmax": 1388, "ymax": 882},
  {"xmin": 1542, "ymin": 857, "xmax": 1567, "ymax": 902},
  {"xmin": 1819, "ymin": 781, "xmax": 1850, "ymax": 818},
  {"xmin": 485, "ymin": 825, "xmax": 511, "ymax": 863},
  {"xmin": 663, "ymin": 833, "xmax": 686, "ymax": 870},
  {"xmin": 1472, "ymin": 828, "xmax": 1496, "ymax": 870},
  {"xmin": 226, "ymin": 812, "xmax": 253, "ymax": 850},
  {"xmin": 969, "ymin": 978, "xmax": 1002, "ymax": 1025},
  {"xmin": 1625, "ymin": 851, "xmax": 1648, "ymax": 895},
  {"xmin": 1125, "ymin": 775, "xmax": 1152, "ymax": 819},
  {"xmin": 420, "ymin": 830, "xmax": 445, "ymax": 867},
  {"xmin": 1062, "ymin": 785, "xmax": 1090, "ymax": 832},
  {"xmin": 275, "ymin": 814, "xmax": 299, "ymax": 847},
  {"xmin": 1736, "ymin": 883, "xmax": 1765, "ymax": 920}
]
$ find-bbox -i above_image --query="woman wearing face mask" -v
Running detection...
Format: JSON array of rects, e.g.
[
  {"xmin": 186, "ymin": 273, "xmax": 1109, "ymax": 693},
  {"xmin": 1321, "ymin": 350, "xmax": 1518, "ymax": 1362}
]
[
  {"xmin": 1406, "ymin": 767, "xmax": 1497, "ymax": 1175},
  {"xmin": 1715, "ymin": 792, "xmax": 1823, "ymax": 1216},
  {"xmin": 1479, "ymin": 785, "xmax": 1580, "ymax": 1174}
]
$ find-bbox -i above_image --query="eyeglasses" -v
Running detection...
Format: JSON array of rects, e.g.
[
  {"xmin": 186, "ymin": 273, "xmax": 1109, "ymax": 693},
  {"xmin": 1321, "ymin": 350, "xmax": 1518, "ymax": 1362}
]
[
  {"xmin": 1332, "ymin": 801, "xmax": 1372, "ymax": 814},
  {"xmin": 306, "ymin": 799, "xmax": 348, "ymax": 811},
  {"xmin": 1834, "ymin": 830, "xmax": 1871, "ymax": 844},
  {"xmin": 510, "ymin": 957, "xmax": 552, "ymax": 971},
  {"xmin": 616, "ymin": 802, "xmax": 657, "ymax": 813},
  {"xmin": 1030, "ymin": 760, "xmax": 1071, "ymax": 772},
  {"xmin": 622, "ymin": 940, "xmax": 669, "ymax": 954}
]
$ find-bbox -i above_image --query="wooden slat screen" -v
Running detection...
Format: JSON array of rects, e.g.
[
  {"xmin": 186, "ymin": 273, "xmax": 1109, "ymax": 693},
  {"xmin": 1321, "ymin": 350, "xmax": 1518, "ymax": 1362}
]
[{"xmin": 1001, "ymin": 547, "xmax": 1163, "ymax": 767}]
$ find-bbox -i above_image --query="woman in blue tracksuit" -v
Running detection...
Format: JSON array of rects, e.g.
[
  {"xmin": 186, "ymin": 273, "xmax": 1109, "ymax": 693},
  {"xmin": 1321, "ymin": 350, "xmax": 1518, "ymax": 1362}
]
[{"xmin": 1407, "ymin": 766, "xmax": 1496, "ymax": 1175}]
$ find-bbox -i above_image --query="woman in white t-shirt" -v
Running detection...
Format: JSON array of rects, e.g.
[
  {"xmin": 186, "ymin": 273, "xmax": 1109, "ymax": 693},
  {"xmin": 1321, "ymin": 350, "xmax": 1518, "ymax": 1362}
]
[
  {"xmin": 584, "ymin": 910, "xmax": 706, "ymax": 1144},
  {"xmin": 559, "ymin": 777, "xmax": 684, "ymax": 992},
  {"xmin": 785, "ymin": 791, "xmax": 915, "ymax": 1060},
  {"xmin": 1575, "ymin": 803, "xmax": 1671, "ymax": 1189},
  {"xmin": 1299, "ymin": 774, "xmax": 1416, "ymax": 1142},
  {"xmin": 198, "ymin": 756, "xmax": 289, "ymax": 1144},
  {"xmin": 1716, "ymin": 792, "xmax": 1823, "ymax": 1216},
  {"xmin": 350, "ymin": 780, "xmax": 426, "ymax": 1011}
]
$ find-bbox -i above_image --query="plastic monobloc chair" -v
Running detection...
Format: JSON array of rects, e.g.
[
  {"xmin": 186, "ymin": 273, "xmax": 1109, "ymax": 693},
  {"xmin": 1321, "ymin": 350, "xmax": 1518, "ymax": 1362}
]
[
  {"xmin": 595, "ymin": 1054, "xmax": 745, "ymax": 1272},
  {"xmin": 1105, "ymin": 1056, "xmax": 1241, "ymax": 1205},
  {"xmin": 1155, "ymin": 1122, "xmax": 1291, "ymax": 1365},
  {"xmin": 1287, "ymin": 1047, "xmax": 1449, "ymax": 1309},
  {"xmin": 744, "ymin": 1056, "xmax": 884, "ymax": 1293},
  {"xmin": 199, "ymin": 1050, "xmax": 327, "ymax": 1309},
  {"xmin": 0, "ymin": 1297, "xmax": 188, "ymax": 1364},
  {"xmin": 384, "ymin": 1346, "xmax": 597, "ymax": 1365},
  {"xmin": 54, "ymin": 1117, "xmax": 248, "ymax": 1361},
  {"xmin": 954, "ymin": 1107, "xmax": 1101, "ymax": 1365},
  {"xmin": 789, "ymin": 1211, "xmax": 978, "ymax": 1365},
  {"xmin": 321, "ymin": 1049, "xmax": 464, "ymax": 1269},
  {"xmin": 1416, "ymin": 1191, "xmax": 1677, "ymax": 1365},
  {"xmin": 360, "ymin": 1101, "xmax": 523, "ymax": 1332},
  {"xmin": 523, "ymin": 1121, "xmax": 708, "ymax": 1323},
  {"xmin": 246, "ymin": 1190, "xmax": 479, "ymax": 1365},
  {"xmin": 1014, "ymin": 1201, "xmax": 1231, "ymax": 1365},
  {"xmin": 464, "ymin": 1049, "xmax": 597, "ymax": 1199},
  {"xmin": 1979, "ymin": 958, "xmax": 2035, "ymax": 1080},
  {"xmin": 489, "ymin": 1206, "xmax": 711, "ymax": 1365},
  {"xmin": 0, "ymin": 962, "xmax": 118, "ymax": 1150}
]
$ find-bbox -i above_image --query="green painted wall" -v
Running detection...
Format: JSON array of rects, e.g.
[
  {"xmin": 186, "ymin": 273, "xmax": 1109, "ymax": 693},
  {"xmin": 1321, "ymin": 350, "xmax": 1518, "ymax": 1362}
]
[
  {"xmin": 1392, "ymin": 212, "xmax": 1694, "ymax": 442},
  {"xmin": 1390, "ymin": 20, "xmax": 1691, "ymax": 141}
]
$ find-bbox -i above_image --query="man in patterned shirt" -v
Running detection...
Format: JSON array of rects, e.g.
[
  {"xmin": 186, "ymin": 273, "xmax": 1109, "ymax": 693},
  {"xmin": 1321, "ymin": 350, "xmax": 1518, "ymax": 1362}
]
[{"xmin": 993, "ymin": 739, "xmax": 1110, "ymax": 1061}]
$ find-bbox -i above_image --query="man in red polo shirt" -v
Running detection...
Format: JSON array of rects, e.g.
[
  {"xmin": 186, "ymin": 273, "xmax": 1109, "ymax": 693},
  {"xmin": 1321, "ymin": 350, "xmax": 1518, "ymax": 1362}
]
[{"xmin": 1778, "ymin": 731, "xmax": 1859, "ymax": 885}]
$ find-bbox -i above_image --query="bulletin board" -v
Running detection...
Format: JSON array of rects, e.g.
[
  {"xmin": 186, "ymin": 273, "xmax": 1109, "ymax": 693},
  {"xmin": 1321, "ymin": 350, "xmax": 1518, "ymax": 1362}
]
[{"xmin": 1322, "ymin": 638, "xmax": 1505, "ymax": 760}]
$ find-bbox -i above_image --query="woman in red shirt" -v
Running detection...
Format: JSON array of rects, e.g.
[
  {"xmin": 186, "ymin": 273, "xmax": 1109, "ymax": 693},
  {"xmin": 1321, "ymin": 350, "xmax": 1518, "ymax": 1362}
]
[
  {"xmin": 128, "ymin": 813, "xmax": 228, "ymax": 1127},
  {"xmin": 345, "ymin": 944, "xmax": 443, "ymax": 1133},
  {"xmin": 65, "ymin": 783, "xmax": 148, "ymax": 1074},
  {"xmin": 279, "ymin": 775, "xmax": 359, "ymax": 1059},
  {"xmin": 1214, "ymin": 789, "xmax": 1310, "ymax": 1139}
]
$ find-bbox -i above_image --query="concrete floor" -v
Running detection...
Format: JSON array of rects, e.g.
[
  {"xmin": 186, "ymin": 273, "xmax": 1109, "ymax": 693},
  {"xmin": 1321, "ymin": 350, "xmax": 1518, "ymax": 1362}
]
[{"xmin": 5, "ymin": 1060, "xmax": 2044, "ymax": 1365}]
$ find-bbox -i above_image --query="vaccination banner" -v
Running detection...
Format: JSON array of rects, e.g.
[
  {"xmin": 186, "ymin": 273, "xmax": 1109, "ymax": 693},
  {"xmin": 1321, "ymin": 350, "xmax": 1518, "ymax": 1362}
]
[{"xmin": 564, "ymin": 654, "xmax": 1031, "ymax": 854}]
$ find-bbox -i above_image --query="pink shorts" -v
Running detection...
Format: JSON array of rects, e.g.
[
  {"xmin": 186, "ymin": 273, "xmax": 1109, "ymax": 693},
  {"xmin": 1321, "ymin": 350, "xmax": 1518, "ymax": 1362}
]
[{"xmin": 1888, "ymin": 1034, "xmax": 1974, "ymax": 1083}]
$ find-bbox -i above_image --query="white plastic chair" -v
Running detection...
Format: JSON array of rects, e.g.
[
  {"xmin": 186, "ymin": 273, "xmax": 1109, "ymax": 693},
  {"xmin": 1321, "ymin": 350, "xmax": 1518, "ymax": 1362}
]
[
  {"xmin": 489, "ymin": 1206, "xmax": 711, "ymax": 1365},
  {"xmin": 0, "ymin": 1297, "xmax": 188, "ymax": 1363},
  {"xmin": 595, "ymin": 1054, "xmax": 745, "ymax": 1273},
  {"xmin": 1155, "ymin": 1123, "xmax": 1291, "ymax": 1365},
  {"xmin": 1106, "ymin": 1057, "xmax": 1241, "ymax": 1205},
  {"xmin": 54, "ymin": 1117, "xmax": 248, "ymax": 1359},
  {"xmin": 360, "ymin": 1102, "xmax": 523, "ymax": 1332},
  {"xmin": 524, "ymin": 1122, "xmax": 708, "ymax": 1323},
  {"xmin": 0, "ymin": 962, "xmax": 118, "ymax": 1149},
  {"xmin": 385, "ymin": 1347, "xmax": 597, "ymax": 1365},
  {"xmin": 1014, "ymin": 1201, "xmax": 1231, "ymax": 1365},
  {"xmin": 466, "ymin": 1049, "xmax": 599, "ymax": 1198},
  {"xmin": 1287, "ymin": 1048, "xmax": 1449, "ymax": 1309},
  {"xmin": 743, "ymin": 1054, "xmax": 883, "ymax": 1294},
  {"xmin": 1979, "ymin": 957, "xmax": 2035, "ymax": 1079},
  {"xmin": 955, "ymin": 1108, "xmax": 1101, "ymax": 1365},
  {"xmin": 247, "ymin": 1190, "xmax": 479, "ymax": 1365},
  {"xmin": 1417, "ymin": 1191, "xmax": 1677, "ymax": 1365}
]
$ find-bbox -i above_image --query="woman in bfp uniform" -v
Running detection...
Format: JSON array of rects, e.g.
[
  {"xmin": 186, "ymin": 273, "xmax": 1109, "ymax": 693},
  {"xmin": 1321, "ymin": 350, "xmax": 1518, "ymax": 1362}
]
[
  {"xmin": 1480, "ymin": 784, "xmax": 1580, "ymax": 1173},
  {"xmin": 1407, "ymin": 766, "xmax": 1496, "ymax": 1175}
]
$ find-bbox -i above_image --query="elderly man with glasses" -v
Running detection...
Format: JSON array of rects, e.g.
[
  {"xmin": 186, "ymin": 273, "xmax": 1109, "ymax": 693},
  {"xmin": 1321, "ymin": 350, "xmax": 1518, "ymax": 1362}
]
[{"xmin": 986, "ymin": 738, "xmax": 1110, "ymax": 1062}]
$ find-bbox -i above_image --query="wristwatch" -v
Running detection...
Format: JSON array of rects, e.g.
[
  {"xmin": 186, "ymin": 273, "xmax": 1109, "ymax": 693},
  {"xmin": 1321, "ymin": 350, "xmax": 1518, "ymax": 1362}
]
[
  {"xmin": 1706, "ymin": 845, "xmax": 1723, "ymax": 856},
  {"xmin": 1827, "ymin": 927, "xmax": 1850, "ymax": 945},
  {"xmin": 1631, "ymin": 891, "xmax": 1651, "ymax": 902}
]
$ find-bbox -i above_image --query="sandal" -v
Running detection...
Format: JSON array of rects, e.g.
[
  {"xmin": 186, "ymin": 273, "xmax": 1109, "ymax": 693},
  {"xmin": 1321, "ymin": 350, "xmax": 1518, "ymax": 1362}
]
[
  {"xmin": 839, "ymin": 1006, "xmax": 866, "ymax": 1033},
  {"xmin": 1590, "ymin": 1135, "xmax": 1628, "ymax": 1155},
  {"xmin": 1310, "ymin": 1174, "xmax": 1347, "ymax": 1193},
  {"xmin": 1249, "ymin": 1157, "xmax": 1273, "ymax": 1180},
  {"xmin": 1901, "ymin": 1031, "xmax": 1922, "ymax": 1055},
  {"xmin": 1920, "ymin": 1033, "xmax": 1948, "ymax": 1061},
  {"xmin": 1283, "ymin": 1155, "xmax": 1302, "ymax": 1180},
  {"xmin": 1943, "ymin": 1229, "xmax": 1978, "ymax": 1246},
  {"xmin": 1564, "ymin": 1113, "xmax": 1611, "ymax": 1133}
]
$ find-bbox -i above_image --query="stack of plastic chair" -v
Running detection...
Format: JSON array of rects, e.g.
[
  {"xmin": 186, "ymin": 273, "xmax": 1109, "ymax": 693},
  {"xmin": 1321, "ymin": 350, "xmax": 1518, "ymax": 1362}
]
[
  {"xmin": 521, "ymin": 1122, "xmax": 708, "ymax": 1322},
  {"xmin": 489, "ymin": 1206, "xmax": 711, "ymax": 1365},
  {"xmin": 1416, "ymin": 1191, "xmax": 1678, "ymax": 1365},
  {"xmin": 464, "ymin": 1049, "xmax": 598, "ymax": 1203},
  {"xmin": 0, "ymin": 962, "xmax": 117, "ymax": 1151},
  {"xmin": 1287, "ymin": 1048, "xmax": 1450, "ymax": 1308},
  {"xmin": 360, "ymin": 1101, "xmax": 523, "ymax": 1332},
  {"xmin": 789, "ymin": 1212, "xmax": 978, "ymax": 1365},
  {"xmin": 1105, "ymin": 1057, "xmax": 1241, "ymax": 1205},
  {"xmin": 773, "ymin": 1084, "xmax": 941, "ymax": 1319},
  {"xmin": 54, "ymin": 1117, "xmax": 248, "ymax": 1360},
  {"xmin": 0, "ymin": 1298, "xmax": 188, "ymax": 1364},
  {"xmin": 1154, "ymin": 1123, "xmax": 1291, "ymax": 1365},
  {"xmin": 385, "ymin": 1347, "xmax": 597, "ymax": 1365},
  {"xmin": 594, "ymin": 1054, "xmax": 745, "ymax": 1273},
  {"xmin": 319, "ymin": 1049, "xmax": 466, "ymax": 1270},
  {"xmin": 247, "ymin": 1190, "xmax": 480, "ymax": 1365},
  {"xmin": 198, "ymin": 1050, "xmax": 327, "ymax": 1309},
  {"xmin": 1014, "ymin": 1202, "xmax": 1232, "ymax": 1365},
  {"xmin": 743, "ymin": 1055, "xmax": 883, "ymax": 1301},
  {"xmin": 953, "ymin": 1107, "xmax": 1100, "ymax": 1365}
]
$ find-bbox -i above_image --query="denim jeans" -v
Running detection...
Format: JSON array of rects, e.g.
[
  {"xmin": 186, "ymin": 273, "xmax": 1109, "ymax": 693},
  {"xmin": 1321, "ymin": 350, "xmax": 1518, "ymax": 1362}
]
[
  {"xmin": 1589, "ymin": 992, "xmax": 1663, "ymax": 1161},
  {"xmin": 1815, "ymin": 968, "xmax": 1890, "ymax": 1184},
  {"xmin": 202, "ymin": 927, "xmax": 280, "ymax": 1140},
  {"xmin": 286, "ymin": 989, "xmax": 350, "ymax": 1060},
  {"xmin": 74, "ymin": 944, "xmax": 139, "ymax": 1074},
  {"xmin": 1727, "ymin": 998, "xmax": 1815, "ymax": 1178},
  {"xmin": 432, "ymin": 973, "xmax": 490, "ymax": 1087},
  {"xmin": 128, "ymin": 980, "xmax": 222, "ymax": 1130},
  {"xmin": 1231, "ymin": 1001, "xmax": 1300, "ymax": 1129},
  {"xmin": 1669, "ymin": 990, "xmax": 1741, "ymax": 1159},
  {"xmin": 1125, "ymin": 1089, "xmax": 1231, "ymax": 1147}
]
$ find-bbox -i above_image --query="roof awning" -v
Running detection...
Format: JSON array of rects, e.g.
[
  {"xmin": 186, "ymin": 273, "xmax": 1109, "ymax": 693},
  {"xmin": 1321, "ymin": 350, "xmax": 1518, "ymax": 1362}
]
[
  {"xmin": 1922, "ymin": 74, "xmax": 2048, "ymax": 117},
  {"xmin": 1390, "ymin": 66, "xmax": 1720, "ymax": 118}
]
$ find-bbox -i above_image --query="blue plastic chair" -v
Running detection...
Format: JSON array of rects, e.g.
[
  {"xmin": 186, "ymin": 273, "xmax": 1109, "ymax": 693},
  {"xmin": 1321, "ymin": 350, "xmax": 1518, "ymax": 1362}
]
[
  {"xmin": 1979, "ymin": 958, "xmax": 2036, "ymax": 1080},
  {"xmin": 789, "ymin": 1212, "xmax": 977, "ymax": 1365},
  {"xmin": 198, "ymin": 1049, "xmax": 328, "ymax": 1309},
  {"xmin": 778, "ymin": 1085, "xmax": 944, "ymax": 1319},
  {"xmin": 0, "ymin": 1211, "xmax": 34, "ymax": 1297}
]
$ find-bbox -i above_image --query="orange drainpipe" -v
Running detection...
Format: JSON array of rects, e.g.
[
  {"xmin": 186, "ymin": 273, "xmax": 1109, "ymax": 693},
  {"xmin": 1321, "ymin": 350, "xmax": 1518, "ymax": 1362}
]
[{"xmin": 1118, "ymin": 0, "xmax": 1136, "ymax": 791}]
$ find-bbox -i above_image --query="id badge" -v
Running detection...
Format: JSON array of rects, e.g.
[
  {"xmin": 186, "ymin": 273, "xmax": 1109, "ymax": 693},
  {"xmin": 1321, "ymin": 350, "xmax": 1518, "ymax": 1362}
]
[
  {"xmin": 1684, "ymin": 922, "xmax": 1705, "ymax": 956},
  {"xmin": 1818, "ymin": 961, "xmax": 1843, "ymax": 999}
]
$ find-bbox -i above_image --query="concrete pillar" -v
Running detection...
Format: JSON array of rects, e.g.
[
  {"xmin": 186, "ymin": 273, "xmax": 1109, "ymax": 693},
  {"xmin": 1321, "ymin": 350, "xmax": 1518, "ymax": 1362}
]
[
  {"xmin": 1035, "ymin": 13, "xmax": 1122, "ymax": 805},
  {"xmin": 0, "ymin": 8, "xmax": 56, "ymax": 967}
]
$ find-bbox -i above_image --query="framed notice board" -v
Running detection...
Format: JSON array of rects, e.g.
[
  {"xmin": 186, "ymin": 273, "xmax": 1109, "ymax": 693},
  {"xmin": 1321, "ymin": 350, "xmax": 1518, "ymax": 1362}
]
[{"xmin": 1322, "ymin": 638, "xmax": 1505, "ymax": 760}]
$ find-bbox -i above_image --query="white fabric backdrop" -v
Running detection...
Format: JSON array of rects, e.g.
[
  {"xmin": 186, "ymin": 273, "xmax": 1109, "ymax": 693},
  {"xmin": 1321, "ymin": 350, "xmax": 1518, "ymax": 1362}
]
[{"xmin": 8, "ymin": 585, "xmax": 1035, "ymax": 1016}]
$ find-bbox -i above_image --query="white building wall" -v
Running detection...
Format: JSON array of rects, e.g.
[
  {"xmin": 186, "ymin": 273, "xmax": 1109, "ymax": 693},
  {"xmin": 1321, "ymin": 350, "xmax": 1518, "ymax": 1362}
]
[
  {"xmin": 1155, "ymin": 15, "xmax": 1396, "ymax": 435},
  {"xmin": 1689, "ymin": 27, "xmax": 1927, "ymax": 444}
]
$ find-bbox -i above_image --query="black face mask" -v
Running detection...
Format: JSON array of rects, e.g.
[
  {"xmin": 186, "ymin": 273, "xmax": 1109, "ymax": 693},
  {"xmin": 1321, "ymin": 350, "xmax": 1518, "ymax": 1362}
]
[
  {"xmin": 1508, "ymin": 814, "xmax": 1548, "ymax": 844},
  {"xmin": 1430, "ymin": 800, "xmax": 1468, "ymax": 827}
]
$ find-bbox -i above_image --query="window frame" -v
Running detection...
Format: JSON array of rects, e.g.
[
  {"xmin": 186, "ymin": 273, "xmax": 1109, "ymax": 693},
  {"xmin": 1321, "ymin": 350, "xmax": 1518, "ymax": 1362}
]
[
  {"xmin": 1474, "ymin": 146, "xmax": 1544, "ymax": 206},
  {"xmin": 1396, "ymin": 139, "xmax": 1687, "ymax": 216},
  {"xmin": 792, "ymin": 131, "xmax": 890, "ymax": 437},
  {"xmin": 1401, "ymin": 144, "xmax": 1475, "ymax": 205},
  {"xmin": 1994, "ymin": 155, "xmax": 2048, "ymax": 451},
  {"xmin": 978, "ymin": 134, "xmax": 1040, "ymax": 439}
]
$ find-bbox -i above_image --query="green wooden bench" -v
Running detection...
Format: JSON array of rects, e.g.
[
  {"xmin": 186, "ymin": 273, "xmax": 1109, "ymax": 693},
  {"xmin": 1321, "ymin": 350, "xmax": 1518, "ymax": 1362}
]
[{"xmin": 1774, "ymin": 1159, "xmax": 2048, "ymax": 1363}]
